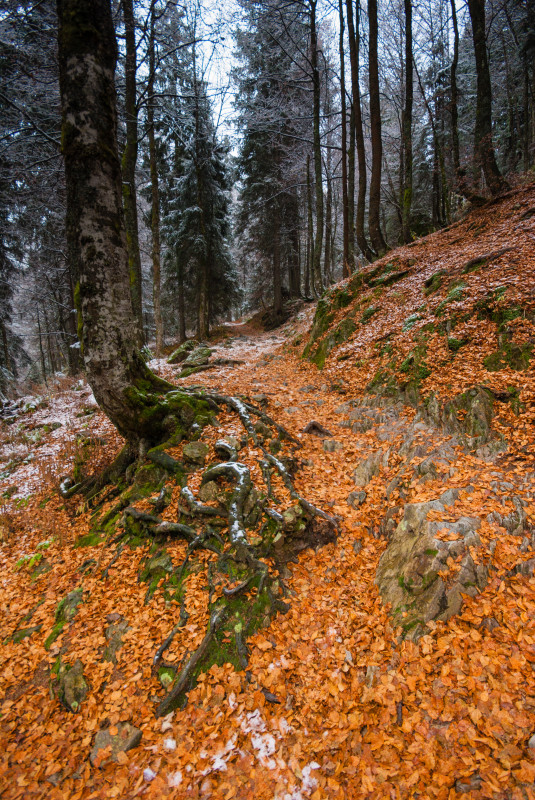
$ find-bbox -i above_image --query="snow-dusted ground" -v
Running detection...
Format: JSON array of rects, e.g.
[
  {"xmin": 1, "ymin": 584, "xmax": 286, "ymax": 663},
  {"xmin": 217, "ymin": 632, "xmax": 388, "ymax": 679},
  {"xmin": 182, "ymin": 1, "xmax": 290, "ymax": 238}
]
[{"xmin": 0, "ymin": 309, "xmax": 315, "ymax": 504}]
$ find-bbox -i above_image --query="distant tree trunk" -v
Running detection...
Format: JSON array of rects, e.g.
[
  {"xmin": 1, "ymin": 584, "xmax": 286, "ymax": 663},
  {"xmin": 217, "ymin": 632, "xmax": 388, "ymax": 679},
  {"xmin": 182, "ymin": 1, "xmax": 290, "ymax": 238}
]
[
  {"xmin": 148, "ymin": 4, "xmax": 163, "ymax": 355},
  {"xmin": 346, "ymin": 0, "xmax": 374, "ymax": 262},
  {"xmin": 305, "ymin": 154, "xmax": 313, "ymax": 298},
  {"xmin": 273, "ymin": 211, "xmax": 282, "ymax": 317},
  {"xmin": 338, "ymin": 0, "xmax": 350, "ymax": 277},
  {"xmin": 347, "ymin": 104, "xmax": 356, "ymax": 267},
  {"xmin": 368, "ymin": 0, "xmax": 387, "ymax": 256},
  {"xmin": 310, "ymin": 0, "xmax": 324, "ymax": 295},
  {"xmin": 401, "ymin": 0, "xmax": 413, "ymax": 244},
  {"xmin": 122, "ymin": 0, "xmax": 144, "ymax": 346},
  {"xmin": 450, "ymin": 0, "xmax": 461, "ymax": 181},
  {"xmin": 466, "ymin": 0, "xmax": 510, "ymax": 196},
  {"xmin": 57, "ymin": 0, "xmax": 172, "ymax": 449},
  {"xmin": 288, "ymin": 191, "xmax": 301, "ymax": 296},
  {"xmin": 177, "ymin": 257, "xmax": 186, "ymax": 343}
]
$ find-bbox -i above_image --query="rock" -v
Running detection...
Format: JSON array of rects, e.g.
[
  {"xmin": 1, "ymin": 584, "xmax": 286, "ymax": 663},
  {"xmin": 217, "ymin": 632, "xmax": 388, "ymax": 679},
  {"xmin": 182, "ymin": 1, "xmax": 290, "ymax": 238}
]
[
  {"xmin": 251, "ymin": 394, "xmax": 268, "ymax": 406},
  {"xmin": 283, "ymin": 406, "xmax": 300, "ymax": 414},
  {"xmin": 375, "ymin": 499, "xmax": 488, "ymax": 639},
  {"xmin": 323, "ymin": 440, "xmax": 343, "ymax": 453},
  {"xmin": 103, "ymin": 618, "xmax": 130, "ymax": 664},
  {"xmin": 90, "ymin": 722, "xmax": 142, "ymax": 766},
  {"xmin": 347, "ymin": 490, "xmax": 367, "ymax": 509},
  {"xmin": 502, "ymin": 497, "xmax": 526, "ymax": 536},
  {"xmin": 181, "ymin": 345, "xmax": 212, "ymax": 368},
  {"xmin": 439, "ymin": 488, "xmax": 459, "ymax": 506},
  {"xmin": 167, "ymin": 340, "xmax": 199, "ymax": 365},
  {"xmin": 55, "ymin": 659, "xmax": 88, "ymax": 712},
  {"xmin": 182, "ymin": 441, "xmax": 209, "ymax": 465},
  {"xmin": 44, "ymin": 587, "xmax": 84, "ymax": 650},
  {"xmin": 353, "ymin": 539, "xmax": 363, "ymax": 555},
  {"xmin": 303, "ymin": 420, "xmax": 333, "ymax": 436},
  {"xmin": 353, "ymin": 450, "xmax": 384, "ymax": 487},
  {"xmin": 528, "ymin": 733, "xmax": 535, "ymax": 750},
  {"xmin": 480, "ymin": 616, "xmax": 500, "ymax": 632}
]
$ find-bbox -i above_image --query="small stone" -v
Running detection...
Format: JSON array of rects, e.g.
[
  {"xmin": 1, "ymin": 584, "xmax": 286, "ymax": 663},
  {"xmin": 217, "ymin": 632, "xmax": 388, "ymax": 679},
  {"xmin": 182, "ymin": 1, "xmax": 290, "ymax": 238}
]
[
  {"xmin": 90, "ymin": 722, "xmax": 142, "ymax": 766},
  {"xmin": 528, "ymin": 733, "xmax": 535, "ymax": 749},
  {"xmin": 56, "ymin": 659, "xmax": 88, "ymax": 712},
  {"xmin": 353, "ymin": 539, "xmax": 363, "ymax": 555},
  {"xmin": 323, "ymin": 440, "xmax": 343, "ymax": 453},
  {"xmin": 348, "ymin": 491, "xmax": 367, "ymax": 509},
  {"xmin": 480, "ymin": 616, "xmax": 500, "ymax": 632},
  {"xmin": 182, "ymin": 441, "xmax": 209, "ymax": 465}
]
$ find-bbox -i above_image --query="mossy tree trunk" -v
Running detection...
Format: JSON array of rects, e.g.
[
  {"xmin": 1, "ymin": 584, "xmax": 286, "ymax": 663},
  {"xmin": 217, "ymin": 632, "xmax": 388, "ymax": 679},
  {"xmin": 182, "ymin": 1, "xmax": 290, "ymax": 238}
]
[
  {"xmin": 148, "ymin": 2, "xmax": 164, "ymax": 356},
  {"xmin": 57, "ymin": 0, "xmax": 173, "ymax": 449},
  {"xmin": 309, "ymin": 0, "xmax": 324, "ymax": 296}
]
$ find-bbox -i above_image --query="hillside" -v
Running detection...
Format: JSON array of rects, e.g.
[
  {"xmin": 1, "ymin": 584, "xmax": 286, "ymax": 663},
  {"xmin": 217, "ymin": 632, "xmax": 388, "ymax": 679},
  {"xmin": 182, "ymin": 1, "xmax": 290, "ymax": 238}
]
[{"xmin": 1, "ymin": 185, "xmax": 535, "ymax": 799}]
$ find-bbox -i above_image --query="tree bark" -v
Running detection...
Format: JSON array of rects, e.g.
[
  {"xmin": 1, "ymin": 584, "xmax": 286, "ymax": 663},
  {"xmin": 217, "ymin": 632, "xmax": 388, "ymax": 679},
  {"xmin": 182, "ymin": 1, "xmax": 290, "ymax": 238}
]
[
  {"xmin": 148, "ymin": 3, "xmax": 163, "ymax": 355},
  {"xmin": 122, "ymin": 0, "xmax": 144, "ymax": 346},
  {"xmin": 57, "ymin": 0, "xmax": 172, "ymax": 448},
  {"xmin": 401, "ymin": 0, "xmax": 413, "ymax": 244},
  {"xmin": 466, "ymin": 0, "xmax": 510, "ymax": 196},
  {"xmin": 368, "ymin": 0, "xmax": 387, "ymax": 256},
  {"xmin": 338, "ymin": 0, "xmax": 350, "ymax": 277},
  {"xmin": 346, "ymin": 0, "xmax": 374, "ymax": 262},
  {"xmin": 310, "ymin": 0, "xmax": 324, "ymax": 296}
]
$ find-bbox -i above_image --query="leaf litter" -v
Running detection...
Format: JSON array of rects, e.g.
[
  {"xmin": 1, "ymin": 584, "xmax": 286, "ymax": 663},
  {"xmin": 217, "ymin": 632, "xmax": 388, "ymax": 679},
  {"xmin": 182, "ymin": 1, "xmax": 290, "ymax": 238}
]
[{"xmin": 0, "ymin": 186, "xmax": 534, "ymax": 798}]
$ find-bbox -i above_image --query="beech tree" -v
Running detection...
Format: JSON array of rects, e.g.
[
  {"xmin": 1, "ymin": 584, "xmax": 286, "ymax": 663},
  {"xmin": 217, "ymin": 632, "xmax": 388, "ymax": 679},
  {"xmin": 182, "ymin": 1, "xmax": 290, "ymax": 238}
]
[{"xmin": 56, "ymin": 0, "xmax": 181, "ymax": 450}]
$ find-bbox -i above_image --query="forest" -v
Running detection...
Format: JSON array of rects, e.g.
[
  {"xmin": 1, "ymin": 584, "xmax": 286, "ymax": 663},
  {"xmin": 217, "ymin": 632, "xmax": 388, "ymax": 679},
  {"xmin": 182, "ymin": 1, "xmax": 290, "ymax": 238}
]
[
  {"xmin": 1, "ymin": 0, "xmax": 533, "ymax": 391},
  {"xmin": 1, "ymin": 0, "xmax": 535, "ymax": 798}
]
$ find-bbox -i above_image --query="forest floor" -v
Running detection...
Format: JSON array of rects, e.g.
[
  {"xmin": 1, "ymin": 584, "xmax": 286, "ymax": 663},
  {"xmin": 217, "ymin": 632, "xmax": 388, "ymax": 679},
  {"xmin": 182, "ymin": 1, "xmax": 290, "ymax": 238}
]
[{"xmin": 1, "ymin": 184, "xmax": 535, "ymax": 799}]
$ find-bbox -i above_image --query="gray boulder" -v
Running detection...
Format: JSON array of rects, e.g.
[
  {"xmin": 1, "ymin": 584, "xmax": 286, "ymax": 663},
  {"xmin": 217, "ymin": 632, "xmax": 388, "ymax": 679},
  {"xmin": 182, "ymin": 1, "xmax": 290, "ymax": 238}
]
[{"xmin": 90, "ymin": 722, "xmax": 142, "ymax": 766}]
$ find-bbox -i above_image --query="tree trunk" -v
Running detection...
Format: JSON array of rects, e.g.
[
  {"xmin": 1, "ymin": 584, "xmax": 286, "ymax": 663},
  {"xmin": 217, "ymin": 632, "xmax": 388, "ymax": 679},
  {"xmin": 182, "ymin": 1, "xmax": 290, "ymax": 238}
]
[
  {"xmin": 368, "ymin": 0, "xmax": 387, "ymax": 256},
  {"xmin": 346, "ymin": 0, "xmax": 374, "ymax": 262},
  {"xmin": 122, "ymin": 0, "xmax": 144, "ymax": 346},
  {"xmin": 57, "ymin": 0, "xmax": 172, "ymax": 448},
  {"xmin": 466, "ymin": 0, "xmax": 510, "ymax": 196},
  {"xmin": 310, "ymin": 0, "xmax": 324, "ymax": 296},
  {"xmin": 148, "ymin": 4, "xmax": 163, "ymax": 355},
  {"xmin": 401, "ymin": 0, "xmax": 413, "ymax": 244},
  {"xmin": 338, "ymin": 0, "xmax": 350, "ymax": 278},
  {"xmin": 273, "ymin": 210, "xmax": 282, "ymax": 317}
]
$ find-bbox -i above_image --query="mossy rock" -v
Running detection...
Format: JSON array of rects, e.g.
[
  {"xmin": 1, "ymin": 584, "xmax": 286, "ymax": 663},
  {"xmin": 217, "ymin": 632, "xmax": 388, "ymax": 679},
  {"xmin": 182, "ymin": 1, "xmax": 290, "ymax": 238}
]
[
  {"xmin": 182, "ymin": 441, "xmax": 209, "ymax": 466},
  {"xmin": 435, "ymin": 282, "xmax": 466, "ymax": 316},
  {"xmin": 484, "ymin": 341, "xmax": 532, "ymax": 371},
  {"xmin": 52, "ymin": 658, "xmax": 88, "ymax": 711},
  {"xmin": 402, "ymin": 313, "xmax": 423, "ymax": 332},
  {"xmin": 447, "ymin": 337, "xmax": 469, "ymax": 352},
  {"xmin": 330, "ymin": 287, "xmax": 352, "ymax": 311},
  {"xmin": 360, "ymin": 305, "xmax": 379, "ymax": 324},
  {"xmin": 103, "ymin": 618, "xmax": 130, "ymax": 664},
  {"xmin": 303, "ymin": 297, "xmax": 336, "ymax": 356},
  {"xmin": 75, "ymin": 530, "xmax": 105, "ymax": 548},
  {"xmin": 474, "ymin": 288, "xmax": 524, "ymax": 328},
  {"xmin": 44, "ymin": 588, "xmax": 84, "ymax": 650},
  {"xmin": 12, "ymin": 624, "xmax": 42, "ymax": 643},
  {"xmin": 168, "ymin": 340, "xmax": 199, "ymax": 365},
  {"xmin": 399, "ymin": 345, "xmax": 430, "ymax": 387},
  {"xmin": 139, "ymin": 550, "xmax": 174, "ymax": 603},
  {"xmin": 423, "ymin": 270, "xmax": 446, "ymax": 296},
  {"xmin": 53, "ymin": 658, "xmax": 88, "ymax": 712},
  {"xmin": 371, "ymin": 269, "xmax": 410, "ymax": 288},
  {"xmin": 181, "ymin": 346, "xmax": 212, "ymax": 369}
]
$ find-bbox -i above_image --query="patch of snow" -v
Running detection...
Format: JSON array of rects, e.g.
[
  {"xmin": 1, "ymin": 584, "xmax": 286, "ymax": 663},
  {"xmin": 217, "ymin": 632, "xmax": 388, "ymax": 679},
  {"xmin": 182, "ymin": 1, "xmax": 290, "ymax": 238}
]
[
  {"xmin": 167, "ymin": 771, "xmax": 182, "ymax": 788},
  {"xmin": 143, "ymin": 767, "xmax": 157, "ymax": 782},
  {"xmin": 163, "ymin": 738, "xmax": 176, "ymax": 751}
]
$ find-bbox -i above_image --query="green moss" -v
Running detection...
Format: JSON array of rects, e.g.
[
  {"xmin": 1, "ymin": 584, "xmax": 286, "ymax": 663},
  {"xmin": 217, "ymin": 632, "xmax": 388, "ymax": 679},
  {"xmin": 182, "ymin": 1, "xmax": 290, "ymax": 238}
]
[
  {"xmin": 44, "ymin": 588, "xmax": 83, "ymax": 650},
  {"xmin": 74, "ymin": 530, "xmax": 104, "ymax": 548},
  {"xmin": 484, "ymin": 341, "xmax": 532, "ymax": 372},
  {"xmin": 402, "ymin": 314, "xmax": 422, "ymax": 332},
  {"xmin": 399, "ymin": 345, "xmax": 430, "ymax": 385},
  {"xmin": 423, "ymin": 270, "xmax": 446, "ymax": 296},
  {"xmin": 435, "ymin": 281, "xmax": 466, "ymax": 316},
  {"xmin": 447, "ymin": 337, "xmax": 469, "ymax": 352},
  {"xmin": 360, "ymin": 305, "xmax": 379, "ymax": 324},
  {"xmin": 12, "ymin": 625, "xmax": 42, "ymax": 644}
]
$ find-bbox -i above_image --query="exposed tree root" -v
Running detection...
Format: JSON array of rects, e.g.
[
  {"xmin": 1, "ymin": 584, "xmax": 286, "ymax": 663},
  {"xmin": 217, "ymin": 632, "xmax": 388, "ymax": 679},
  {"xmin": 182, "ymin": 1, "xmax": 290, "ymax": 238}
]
[{"xmin": 62, "ymin": 386, "xmax": 338, "ymax": 714}]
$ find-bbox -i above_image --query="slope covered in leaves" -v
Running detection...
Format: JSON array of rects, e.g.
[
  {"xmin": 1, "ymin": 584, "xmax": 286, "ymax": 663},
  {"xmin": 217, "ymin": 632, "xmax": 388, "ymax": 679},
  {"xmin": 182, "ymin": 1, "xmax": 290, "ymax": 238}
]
[{"xmin": 0, "ymin": 186, "xmax": 534, "ymax": 799}]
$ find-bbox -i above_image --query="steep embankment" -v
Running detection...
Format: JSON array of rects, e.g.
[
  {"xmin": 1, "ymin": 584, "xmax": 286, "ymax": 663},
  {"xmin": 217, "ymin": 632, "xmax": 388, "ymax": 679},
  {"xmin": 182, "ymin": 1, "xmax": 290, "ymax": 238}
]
[{"xmin": 0, "ymin": 186, "xmax": 534, "ymax": 800}]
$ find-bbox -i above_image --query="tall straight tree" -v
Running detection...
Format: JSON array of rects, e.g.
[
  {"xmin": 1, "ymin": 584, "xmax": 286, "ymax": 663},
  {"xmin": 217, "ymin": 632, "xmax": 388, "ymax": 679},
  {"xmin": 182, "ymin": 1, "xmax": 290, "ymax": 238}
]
[
  {"xmin": 147, "ymin": 0, "xmax": 164, "ymax": 355},
  {"xmin": 467, "ymin": 0, "xmax": 510, "ymax": 196},
  {"xmin": 401, "ymin": 0, "xmax": 413, "ymax": 243},
  {"xmin": 368, "ymin": 0, "xmax": 388, "ymax": 256},
  {"xmin": 56, "ymin": 0, "xmax": 174, "ymax": 450},
  {"xmin": 121, "ymin": 0, "xmax": 144, "ymax": 345},
  {"xmin": 309, "ymin": 0, "xmax": 324, "ymax": 295},
  {"xmin": 346, "ymin": 0, "xmax": 374, "ymax": 262},
  {"xmin": 338, "ymin": 0, "xmax": 350, "ymax": 277}
]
